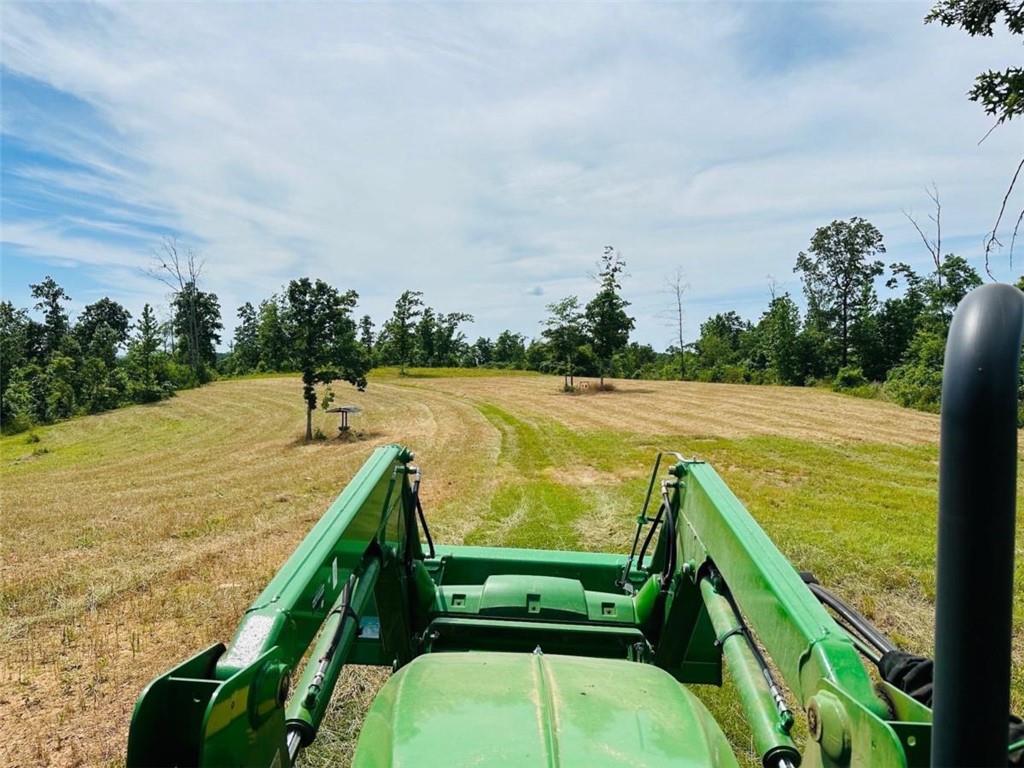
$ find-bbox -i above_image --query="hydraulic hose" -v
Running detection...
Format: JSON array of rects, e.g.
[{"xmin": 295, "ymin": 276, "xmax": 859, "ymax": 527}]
[
  {"xmin": 700, "ymin": 577, "xmax": 800, "ymax": 768},
  {"xmin": 285, "ymin": 557, "xmax": 381, "ymax": 757}
]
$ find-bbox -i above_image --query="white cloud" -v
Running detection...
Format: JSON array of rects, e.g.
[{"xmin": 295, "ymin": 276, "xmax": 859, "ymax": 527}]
[{"xmin": 1, "ymin": 1, "xmax": 1021, "ymax": 347}]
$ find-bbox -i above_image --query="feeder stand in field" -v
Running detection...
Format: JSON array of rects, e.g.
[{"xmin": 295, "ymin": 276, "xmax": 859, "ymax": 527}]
[
  {"xmin": 326, "ymin": 405, "xmax": 361, "ymax": 434},
  {"xmin": 126, "ymin": 282, "xmax": 1024, "ymax": 768}
]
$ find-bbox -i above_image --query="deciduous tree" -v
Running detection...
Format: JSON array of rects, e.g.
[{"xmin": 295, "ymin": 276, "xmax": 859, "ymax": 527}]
[
  {"xmin": 30, "ymin": 276, "xmax": 71, "ymax": 356},
  {"xmin": 794, "ymin": 218, "xmax": 885, "ymax": 368},
  {"xmin": 381, "ymin": 290, "xmax": 424, "ymax": 373},
  {"xmin": 283, "ymin": 278, "xmax": 369, "ymax": 441},
  {"xmin": 542, "ymin": 296, "xmax": 586, "ymax": 389},
  {"xmin": 171, "ymin": 282, "xmax": 222, "ymax": 380},
  {"xmin": 75, "ymin": 298, "xmax": 132, "ymax": 351},
  {"xmin": 585, "ymin": 247, "xmax": 635, "ymax": 388}
]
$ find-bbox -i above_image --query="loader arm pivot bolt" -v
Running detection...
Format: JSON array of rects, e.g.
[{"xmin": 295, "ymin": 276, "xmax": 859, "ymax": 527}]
[{"xmin": 808, "ymin": 692, "xmax": 850, "ymax": 762}]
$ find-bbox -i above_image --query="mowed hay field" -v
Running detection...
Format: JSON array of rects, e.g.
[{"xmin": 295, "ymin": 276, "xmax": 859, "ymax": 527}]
[{"xmin": 3, "ymin": 370, "xmax": 1022, "ymax": 767}]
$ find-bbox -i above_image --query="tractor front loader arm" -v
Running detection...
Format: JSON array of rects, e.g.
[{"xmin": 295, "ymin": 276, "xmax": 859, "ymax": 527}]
[
  {"xmin": 127, "ymin": 444, "xmax": 426, "ymax": 768},
  {"xmin": 656, "ymin": 458, "xmax": 925, "ymax": 767},
  {"xmin": 642, "ymin": 283, "xmax": 1024, "ymax": 768}
]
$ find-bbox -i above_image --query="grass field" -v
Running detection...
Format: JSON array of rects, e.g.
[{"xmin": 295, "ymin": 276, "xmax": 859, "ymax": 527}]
[{"xmin": 2, "ymin": 370, "xmax": 1021, "ymax": 767}]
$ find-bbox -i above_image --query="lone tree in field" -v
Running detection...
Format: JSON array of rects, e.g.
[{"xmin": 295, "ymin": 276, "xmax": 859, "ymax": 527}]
[
  {"xmin": 382, "ymin": 290, "xmax": 424, "ymax": 373},
  {"xmin": 542, "ymin": 296, "xmax": 586, "ymax": 389},
  {"xmin": 586, "ymin": 246, "xmax": 635, "ymax": 388},
  {"xmin": 284, "ymin": 278, "xmax": 369, "ymax": 441},
  {"xmin": 794, "ymin": 218, "xmax": 885, "ymax": 369}
]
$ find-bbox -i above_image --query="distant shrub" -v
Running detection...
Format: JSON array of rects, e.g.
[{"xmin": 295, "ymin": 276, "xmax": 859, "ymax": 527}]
[
  {"xmin": 883, "ymin": 363, "xmax": 942, "ymax": 413},
  {"xmin": 833, "ymin": 366, "xmax": 867, "ymax": 391}
]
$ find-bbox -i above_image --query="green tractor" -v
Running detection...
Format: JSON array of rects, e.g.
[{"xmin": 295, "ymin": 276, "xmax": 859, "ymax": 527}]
[{"xmin": 127, "ymin": 283, "xmax": 1023, "ymax": 766}]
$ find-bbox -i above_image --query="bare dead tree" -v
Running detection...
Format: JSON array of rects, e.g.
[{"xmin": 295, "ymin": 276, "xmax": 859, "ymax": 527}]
[
  {"xmin": 903, "ymin": 183, "xmax": 943, "ymax": 290},
  {"xmin": 149, "ymin": 236, "xmax": 205, "ymax": 375},
  {"xmin": 663, "ymin": 267, "xmax": 688, "ymax": 381},
  {"xmin": 983, "ymin": 156, "xmax": 1024, "ymax": 277}
]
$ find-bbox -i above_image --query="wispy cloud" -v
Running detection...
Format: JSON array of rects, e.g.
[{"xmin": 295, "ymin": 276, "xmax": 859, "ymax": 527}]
[{"xmin": 1, "ymin": 2, "xmax": 1021, "ymax": 346}]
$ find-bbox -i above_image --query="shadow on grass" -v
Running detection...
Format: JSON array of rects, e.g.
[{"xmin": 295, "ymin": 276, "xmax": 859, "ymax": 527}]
[{"xmin": 284, "ymin": 430, "xmax": 385, "ymax": 449}]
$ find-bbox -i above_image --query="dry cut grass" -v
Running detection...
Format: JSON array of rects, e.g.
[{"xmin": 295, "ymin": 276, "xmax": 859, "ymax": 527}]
[
  {"xmin": 3, "ymin": 371, "xmax": 1017, "ymax": 768},
  {"xmin": 1, "ymin": 376, "xmax": 498, "ymax": 766}
]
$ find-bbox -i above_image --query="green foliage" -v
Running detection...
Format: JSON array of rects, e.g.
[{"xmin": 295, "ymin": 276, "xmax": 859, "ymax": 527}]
[
  {"xmin": 926, "ymin": 0, "xmax": 1023, "ymax": 125},
  {"xmin": 255, "ymin": 297, "xmax": 290, "ymax": 372},
  {"xmin": 1, "ymin": 301, "xmax": 31, "ymax": 429},
  {"xmin": 584, "ymin": 246, "xmax": 635, "ymax": 383},
  {"xmin": 378, "ymin": 290, "xmax": 424, "ymax": 373},
  {"xmin": 492, "ymin": 331, "xmax": 527, "ymax": 368},
  {"xmin": 125, "ymin": 304, "xmax": 176, "ymax": 404},
  {"xmin": 794, "ymin": 218, "xmax": 886, "ymax": 368},
  {"xmin": 471, "ymin": 336, "xmax": 493, "ymax": 366},
  {"xmin": 171, "ymin": 281, "xmax": 223, "ymax": 381},
  {"xmin": 832, "ymin": 366, "xmax": 867, "ymax": 391},
  {"xmin": 695, "ymin": 311, "xmax": 749, "ymax": 377},
  {"xmin": 755, "ymin": 294, "xmax": 803, "ymax": 385},
  {"xmin": 75, "ymin": 298, "xmax": 132, "ymax": 351},
  {"xmin": 283, "ymin": 277, "xmax": 369, "ymax": 441},
  {"xmin": 358, "ymin": 315, "xmax": 375, "ymax": 360},
  {"xmin": 541, "ymin": 296, "xmax": 587, "ymax": 385},
  {"xmin": 3, "ymin": 280, "xmax": 182, "ymax": 434},
  {"xmin": 225, "ymin": 302, "xmax": 260, "ymax": 375},
  {"xmin": 30, "ymin": 275, "xmax": 72, "ymax": 356}
]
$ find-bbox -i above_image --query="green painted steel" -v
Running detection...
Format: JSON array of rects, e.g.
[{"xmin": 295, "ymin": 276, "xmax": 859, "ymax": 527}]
[
  {"xmin": 674, "ymin": 460, "xmax": 886, "ymax": 713},
  {"xmin": 216, "ymin": 443, "xmax": 413, "ymax": 681},
  {"xmin": 126, "ymin": 445, "xmax": 939, "ymax": 768},
  {"xmin": 287, "ymin": 558, "xmax": 381, "ymax": 745},
  {"xmin": 127, "ymin": 444, "xmax": 416, "ymax": 767},
  {"xmin": 700, "ymin": 576, "xmax": 800, "ymax": 767},
  {"xmin": 354, "ymin": 651, "xmax": 739, "ymax": 768}
]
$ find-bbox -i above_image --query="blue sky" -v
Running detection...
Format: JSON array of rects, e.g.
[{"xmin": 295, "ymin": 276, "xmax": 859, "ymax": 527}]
[{"xmin": 1, "ymin": 2, "xmax": 1021, "ymax": 349}]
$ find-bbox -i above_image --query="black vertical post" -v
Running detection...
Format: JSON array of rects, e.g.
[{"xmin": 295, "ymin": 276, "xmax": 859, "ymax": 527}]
[{"xmin": 933, "ymin": 282, "xmax": 1024, "ymax": 767}]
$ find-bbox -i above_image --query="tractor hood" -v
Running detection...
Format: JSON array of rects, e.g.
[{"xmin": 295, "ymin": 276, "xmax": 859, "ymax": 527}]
[{"xmin": 353, "ymin": 651, "xmax": 737, "ymax": 767}]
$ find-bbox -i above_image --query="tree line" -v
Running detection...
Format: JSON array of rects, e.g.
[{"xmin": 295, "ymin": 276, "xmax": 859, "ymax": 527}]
[{"xmin": 2, "ymin": 212, "xmax": 1005, "ymax": 441}]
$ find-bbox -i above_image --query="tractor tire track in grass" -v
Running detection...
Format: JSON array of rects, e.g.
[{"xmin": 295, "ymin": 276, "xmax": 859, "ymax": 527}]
[
  {"xmin": 463, "ymin": 404, "xmax": 654, "ymax": 552},
  {"xmin": 0, "ymin": 376, "xmax": 500, "ymax": 768},
  {"xmin": 7, "ymin": 371, "xmax": 1024, "ymax": 768}
]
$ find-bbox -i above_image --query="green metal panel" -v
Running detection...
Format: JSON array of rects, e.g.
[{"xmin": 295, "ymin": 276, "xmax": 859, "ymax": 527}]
[
  {"xmin": 675, "ymin": 460, "xmax": 887, "ymax": 717},
  {"xmin": 432, "ymin": 544, "xmax": 628, "ymax": 590},
  {"xmin": 424, "ymin": 616, "xmax": 646, "ymax": 657},
  {"xmin": 434, "ymin": 574, "xmax": 637, "ymax": 624},
  {"xmin": 353, "ymin": 651, "xmax": 739, "ymax": 768},
  {"xmin": 215, "ymin": 444, "xmax": 411, "ymax": 681},
  {"xmin": 126, "ymin": 645, "xmax": 225, "ymax": 767},
  {"xmin": 128, "ymin": 444, "xmax": 415, "ymax": 767}
]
